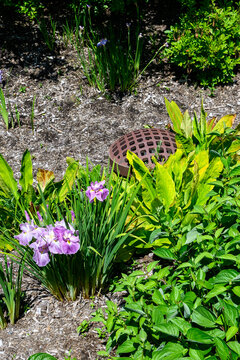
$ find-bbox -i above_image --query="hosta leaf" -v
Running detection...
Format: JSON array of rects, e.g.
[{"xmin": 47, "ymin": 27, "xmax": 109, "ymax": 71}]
[
  {"xmin": 28, "ymin": 354, "xmax": 57, "ymax": 360},
  {"xmin": 187, "ymin": 328, "xmax": 214, "ymax": 344},
  {"xmin": 37, "ymin": 169, "xmax": 55, "ymax": 192}
]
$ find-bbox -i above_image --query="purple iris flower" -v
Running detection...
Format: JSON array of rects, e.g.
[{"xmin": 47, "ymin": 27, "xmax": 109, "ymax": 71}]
[
  {"xmin": 41, "ymin": 225, "xmax": 62, "ymax": 254},
  {"xmin": 14, "ymin": 222, "xmax": 36, "ymax": 246},
  {"xmin": 0, "ymin": 70, "xmax": 2, "ymax": 84},
  {"xmin": 58, "ymin": 229, "xmax": 80, "ymax": 255},
  {"xmin": 33, "ymin": 242, "xmax": 50, "ymax": 267},
  {"xmin": 97, "ymin": 39, "xmax": 108, "ymax": 47},
  {"xmin": 55, "ymin": 220, "xmax": 75, "ymax": 233},
  {"xmin": 85, "ymin": 180, "xmax": 109, "ymax": 203}
]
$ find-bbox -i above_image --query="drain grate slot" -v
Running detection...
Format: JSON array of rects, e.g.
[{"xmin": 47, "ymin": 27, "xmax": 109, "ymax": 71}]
[{"xmin": 109, "ymin": 128, "xmax": 177, "ymax": 177}]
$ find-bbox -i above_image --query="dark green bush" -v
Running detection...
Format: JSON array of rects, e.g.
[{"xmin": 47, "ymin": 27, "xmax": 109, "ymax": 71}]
[{"xmin": 164, "ymin": 4, "xmax": 240, "ymax": 87}]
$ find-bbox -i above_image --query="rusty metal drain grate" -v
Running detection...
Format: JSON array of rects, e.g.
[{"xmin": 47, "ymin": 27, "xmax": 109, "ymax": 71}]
[{"xmin": 109, "ymin": 128, "xmax": 177, "ymax": 177}]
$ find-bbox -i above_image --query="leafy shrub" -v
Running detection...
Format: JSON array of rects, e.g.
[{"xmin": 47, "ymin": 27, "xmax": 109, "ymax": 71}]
[
  {"xmin": 92, "ymin": 135, "xmax": 240, "ymax": 359},
  {"xmin": 164, "ymin": 4, "xmax": 240, "ymax": 87},
  {"xmin": 88, "ymin": 100, "xmax": 240, "ymax": 359}
]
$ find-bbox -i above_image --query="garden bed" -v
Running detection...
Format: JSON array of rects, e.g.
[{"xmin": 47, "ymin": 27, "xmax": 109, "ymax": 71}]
[{"xmin": 1, "ymin": 4, "xmax": 240, "ymax": 360}]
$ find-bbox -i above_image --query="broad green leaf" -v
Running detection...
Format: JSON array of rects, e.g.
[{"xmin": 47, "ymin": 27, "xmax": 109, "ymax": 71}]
[
  {"xmin": 189, "ymin": 349, "xmax": 205, "ymax": 360},
  {"xmin": 181, "ymin": 110, "xmax": 192, "ymax": 137},
  {"xmin": 227, "ymin": 341, "xmax": 240, "ymax": 356},
  {"xmin": 152, "ymin": 306, "xmax": 164, "ymax": 325},
  {"xmin": 194, "ymin": 150, "xmax": 209, "ymax": 181},
  {"xmin": 192, "ymin": 306, "xmax": 216, "ymax": 328},
  {"xmin": 154, "ymin": 160, "xmax": 176, "ymax": 211},
  {"xmin": 222, "ymin": 302, "xmax": 239, "ymax": 327},
  {"xmin": 214, "ymin": 270, "xmax": 240, "ymax": 284},
  {"xmin": 28, "ymin": 354, "xmax": 57, "ymax": 360},
  {"xmin": 117, "ymin": 340, "xmax": 136, "ymax": 354},
  {"xmin": 165, "ymin": 98, "xmax": 183, "ymax": 133},
  {"xmin": 152, "ymin": 342, "xmax": 185, "ymax": 360},
  {"xmin": 195, "ymin": 252, "xmax": 214, "ymax": 264},
  {"xmin": 205, "ymin": 285, "xmax": 227, "ymax": 301},
  {"xmin": 124, "ymin": 303, "xmax": 146, "ymax": 316},
  {"xmin": 213, "ymin": 114, "xmax": 236, "ymax": 134},
  {"xmin": 153, "ymin": 248, "xmax": 176, "ymax": 260},
  {"xmin": 0, "ymin": 153, "xmax": 19, "ymax": 199},
  {"xmin": 154, "ymin": 323, "xmax": 179, "ymax": 337},
  {"xmin": 170, "ymin": 317, "xmax": 191, "ymax": 335},
  {"xmin": 187, "ymin": 328, "xmax": 214, "ymax": 344},
  {"xmin": 139, "ymin": 329, "xmax": 147, "ymax": 342},
  {"xmin": 152, "ymin": 289, "xmax": 164, "ymax": 304},
  {"xmin": 127, "ymin": 151, "xmax": 156, "ymax": 205},
  {"xmin": 19, "ymin": 149, "xmax": 33, "ymax": 193},
  {"xmin": 226, "ymin": 326, "xmax": 238, "ymax": 341},
  {"xmin": 214, "ymin": 337, "xmax": 231, "ymax": 360},
  {"xmin": 36, "ymin": 168, "xmax": 55, "ymax": 192},
  {"xmin": 232, "ymin": 286, "xmax": 240, "ymax": 297},
  {"xmin": 58, "ymin": 161, "xmax": 79, "ymax": 202},
  {"xmin": 226, "ymin": 140, "xmax": 240, "ymax": 154}
]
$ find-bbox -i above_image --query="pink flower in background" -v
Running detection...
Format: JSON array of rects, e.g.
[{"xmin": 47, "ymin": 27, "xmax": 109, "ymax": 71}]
[{"xmin": 85, "ymin": 180, "xmax": 109, "ymax": 203}]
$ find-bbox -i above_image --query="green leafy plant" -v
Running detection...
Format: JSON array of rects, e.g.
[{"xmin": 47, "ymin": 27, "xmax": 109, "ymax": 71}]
[
  {"xmin": 164, "ymin": 3, "xmax": 240, "ymax": 88},
  {"xmin": 92, "ymin": 170, "xmax": 240, "ymax": 358},
  {"xmin": 28, "ymin": 354, "xmax": 57, "ymax": 360},
  {"xmin": 38, "ymin": 17, "xmax": 57, "ymax": 52},
  {"xmin": 63, "ymin": 5, "xmax": 144, "ymax": 93},
  {"xmin": 0, "ymin": 255, "xmax": 25, "ymax": 327}
]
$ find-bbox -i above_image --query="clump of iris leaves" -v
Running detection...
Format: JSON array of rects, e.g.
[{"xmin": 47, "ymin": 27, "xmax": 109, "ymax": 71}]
[{"xmin": 0, "ymin": 99, "xmax": 240, "ymax": 360}]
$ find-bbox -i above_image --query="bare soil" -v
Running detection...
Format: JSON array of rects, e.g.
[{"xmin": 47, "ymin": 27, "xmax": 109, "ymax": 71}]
[{"xmin": 1, "ymin": 6, "xmax": 240, "ymax": 360}]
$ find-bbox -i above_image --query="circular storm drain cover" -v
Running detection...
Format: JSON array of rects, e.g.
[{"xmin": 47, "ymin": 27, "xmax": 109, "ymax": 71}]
[{"xmin": 109, "ymin": 128, "xmax": 177, "ymax": 177}]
